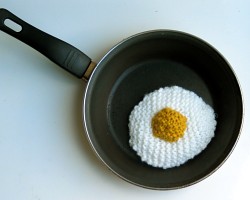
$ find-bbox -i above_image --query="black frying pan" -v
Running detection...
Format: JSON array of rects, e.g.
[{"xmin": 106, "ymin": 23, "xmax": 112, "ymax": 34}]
[{"xmin": 0, "ymin": 9, "xmax": 243, "ymax": 189}]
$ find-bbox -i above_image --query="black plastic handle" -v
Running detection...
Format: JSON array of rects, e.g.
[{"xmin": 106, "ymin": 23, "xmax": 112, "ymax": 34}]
[{"xmin": 0, "ymin": 8, "xmax": 91, "ymax": 78}]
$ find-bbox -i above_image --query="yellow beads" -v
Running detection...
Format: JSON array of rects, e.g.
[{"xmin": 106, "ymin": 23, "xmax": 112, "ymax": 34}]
[{"xmin": 151, "ymin": 107, "xmax": 187, "ymax": 142}]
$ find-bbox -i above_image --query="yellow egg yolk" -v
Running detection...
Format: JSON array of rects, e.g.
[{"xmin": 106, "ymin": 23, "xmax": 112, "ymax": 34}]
[{"xmin": 151, "ymin": 107, "xmax": 187, "ymax": 142}]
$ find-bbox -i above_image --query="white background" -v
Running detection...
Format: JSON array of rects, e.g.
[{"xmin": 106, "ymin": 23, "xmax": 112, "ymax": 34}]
[{"xmin": 0, "ymin": 1, "xmax": 249, "ymax": 199}]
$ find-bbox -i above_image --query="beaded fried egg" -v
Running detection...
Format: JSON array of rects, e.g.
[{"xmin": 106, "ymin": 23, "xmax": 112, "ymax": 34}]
[{"xmin": 128, "ymin": 86, "xmax": 217, "ymax": 169}]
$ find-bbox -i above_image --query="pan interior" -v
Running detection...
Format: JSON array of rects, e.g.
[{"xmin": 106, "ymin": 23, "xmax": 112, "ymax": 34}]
[{"xmin": 84, "ymin": 31, "xmax": 243, "ymax": 189}]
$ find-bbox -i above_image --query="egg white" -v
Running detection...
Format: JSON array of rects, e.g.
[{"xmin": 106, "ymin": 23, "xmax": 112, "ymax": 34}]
[{"xmin": 128, "ymin": 86, "xmax": 217, "ymax": 169}]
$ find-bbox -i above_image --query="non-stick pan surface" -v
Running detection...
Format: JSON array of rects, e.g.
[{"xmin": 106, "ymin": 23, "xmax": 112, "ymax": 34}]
[
  {"xmin": 0, "ymin": 9, "xmax": 243, "ymax": 190},
  {"xmin": 84, "ymin": 31, "xmax": 243, "ymax": 189}
]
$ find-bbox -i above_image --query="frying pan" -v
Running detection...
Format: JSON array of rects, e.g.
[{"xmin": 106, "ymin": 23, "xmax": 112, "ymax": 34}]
[{"xmin": 0, "ymin": 9, "xmax": 243, "ymax": 189}]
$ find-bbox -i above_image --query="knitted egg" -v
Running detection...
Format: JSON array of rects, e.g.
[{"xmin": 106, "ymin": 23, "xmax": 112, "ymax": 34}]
[{"xmin": 128, "ymin": 86, "xmax": 217, "ymax": 169}]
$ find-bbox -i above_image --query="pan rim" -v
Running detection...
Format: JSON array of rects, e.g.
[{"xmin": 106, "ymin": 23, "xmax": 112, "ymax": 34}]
[{"xmin": 82, "ymin": 29, "xmax": 244, "ymax": 190}]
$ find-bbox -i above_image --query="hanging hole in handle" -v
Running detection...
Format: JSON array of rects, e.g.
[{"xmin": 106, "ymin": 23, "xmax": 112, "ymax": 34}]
[{"xmin": 4, "ymin": 19, "xmax": 22, "ymax": 32}]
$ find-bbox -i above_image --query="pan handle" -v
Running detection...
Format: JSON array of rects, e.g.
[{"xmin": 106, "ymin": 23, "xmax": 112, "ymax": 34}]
[{"xmin": 0, "ymin": 8, "xmax": 93, "ymax": 79}]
